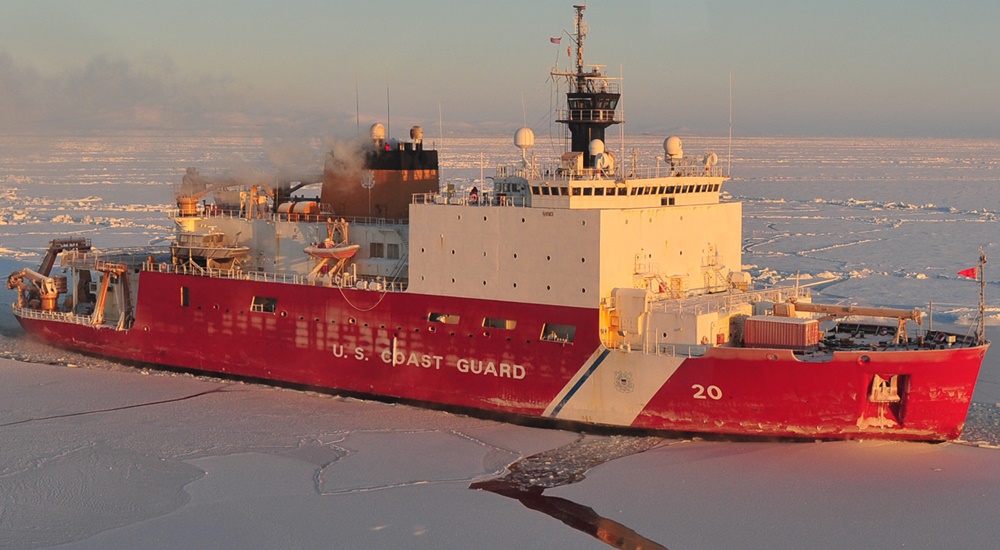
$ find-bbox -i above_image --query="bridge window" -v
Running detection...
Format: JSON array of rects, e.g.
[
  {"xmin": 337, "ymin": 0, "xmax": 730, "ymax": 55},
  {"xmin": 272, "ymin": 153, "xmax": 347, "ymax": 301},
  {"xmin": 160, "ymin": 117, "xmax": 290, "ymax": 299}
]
[
  {"xmin": 370, "ymin": 242, "xmax": 384, "ymax": 258},
  {"xmin": 387, "ymin": 243, "xmax": 400, "ymax": 260}
]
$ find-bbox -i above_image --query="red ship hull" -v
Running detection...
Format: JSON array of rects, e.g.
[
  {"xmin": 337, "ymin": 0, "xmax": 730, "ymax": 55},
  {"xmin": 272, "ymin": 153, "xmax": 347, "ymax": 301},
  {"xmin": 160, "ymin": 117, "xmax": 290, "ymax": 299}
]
[{"xmin": 15, "ymin": 270, "xmax": 985, "ymax": 441}]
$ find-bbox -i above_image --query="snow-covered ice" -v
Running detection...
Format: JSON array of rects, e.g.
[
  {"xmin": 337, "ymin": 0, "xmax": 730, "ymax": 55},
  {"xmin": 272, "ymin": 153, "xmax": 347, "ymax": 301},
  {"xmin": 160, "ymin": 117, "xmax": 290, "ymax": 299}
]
[{"xmin": 2, "ymin": 135, "xmax": 1000, "ymax": 549}]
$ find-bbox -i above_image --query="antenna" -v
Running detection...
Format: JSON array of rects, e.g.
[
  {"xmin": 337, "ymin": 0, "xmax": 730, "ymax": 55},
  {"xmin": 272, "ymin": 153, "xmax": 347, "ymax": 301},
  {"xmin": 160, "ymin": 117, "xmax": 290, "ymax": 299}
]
[
  {"xmin": 385, "ymin": 70, "xmax": 391, "ymax": 140},
  {"xmin": 355, "ymin": 73, "xmax": 360, "ymax": 134},
  {"xmin": 619, "ymin": 64, "xmax": 625, "ymax": 171},
  {"xmin": 978, "ymin": 246, "xmax": 987, "ymax": 345},
  {"xmin": 728, "ymin": 71, "xmax": 733, "ymax": 177}
]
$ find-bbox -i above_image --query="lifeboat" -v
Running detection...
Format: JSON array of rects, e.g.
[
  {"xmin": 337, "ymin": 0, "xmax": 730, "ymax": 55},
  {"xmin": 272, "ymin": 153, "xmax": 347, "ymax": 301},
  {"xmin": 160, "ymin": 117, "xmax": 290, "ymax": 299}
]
[{"xmin": 304, "ymin": 241, "xmax": 361, "ymax": 260}]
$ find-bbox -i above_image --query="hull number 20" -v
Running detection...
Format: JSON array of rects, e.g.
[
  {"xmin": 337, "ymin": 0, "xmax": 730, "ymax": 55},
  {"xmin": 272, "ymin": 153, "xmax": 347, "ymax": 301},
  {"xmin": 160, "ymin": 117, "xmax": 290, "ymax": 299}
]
[{"xmin": 692, "ymin": 384, "xmax": 723, "ymax": 400}]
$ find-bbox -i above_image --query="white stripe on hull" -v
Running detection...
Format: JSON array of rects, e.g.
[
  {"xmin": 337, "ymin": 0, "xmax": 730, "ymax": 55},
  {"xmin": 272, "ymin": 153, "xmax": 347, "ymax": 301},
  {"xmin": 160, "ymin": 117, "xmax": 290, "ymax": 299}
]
[{"xmin": 545, "ymin": 346, "xmax": 686, "ymax": 426}]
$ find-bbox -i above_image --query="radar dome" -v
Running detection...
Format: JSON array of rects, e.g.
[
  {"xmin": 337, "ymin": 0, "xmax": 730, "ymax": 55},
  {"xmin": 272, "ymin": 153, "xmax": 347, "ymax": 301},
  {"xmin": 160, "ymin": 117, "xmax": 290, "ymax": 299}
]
[
  {"xmin": 370, "ymin": 123, "xmax": 386, "ymax": 141},
  {"xmin": 589, "ymin": 139, "xmax": 605, "ymax": 156},
  {"xmin": 410, "ymin": 126, "xmax": 423, "ymax": 142},
  {"xmin": 514, "ymin": 127, "xmax": 535, "ymax": 150},
  {"xmin": 664, "ymin": 136, "xmax": 683, "ymax": 160}
]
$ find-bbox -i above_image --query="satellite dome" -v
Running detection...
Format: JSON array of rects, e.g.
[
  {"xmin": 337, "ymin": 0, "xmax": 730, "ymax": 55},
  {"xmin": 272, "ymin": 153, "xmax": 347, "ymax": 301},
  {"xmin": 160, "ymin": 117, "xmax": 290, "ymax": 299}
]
[
  {"xmin": 410, "ymin": 126, "xmax": 423, "ymax": 142},
  {"xmin": 514, "ymin": 127, "xmax": 535, "ymax": 150},
  {"xmin": 589, "ymin": 139, "xmax": 605, "ymax": 156},
  {"xmin": 664, "ymin": 136, "xmax": 683, "ymax": 160},
  {"xmin": 370, "ymin": 123, "xmax": 386, "ymax": 141}
]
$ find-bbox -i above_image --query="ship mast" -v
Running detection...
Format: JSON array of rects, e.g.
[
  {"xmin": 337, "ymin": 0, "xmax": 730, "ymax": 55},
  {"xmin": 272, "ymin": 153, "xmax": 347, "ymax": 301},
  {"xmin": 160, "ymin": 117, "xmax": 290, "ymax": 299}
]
[{"xmin": 552, "ymin": 4, "xmax": 622, "ymax": 169}]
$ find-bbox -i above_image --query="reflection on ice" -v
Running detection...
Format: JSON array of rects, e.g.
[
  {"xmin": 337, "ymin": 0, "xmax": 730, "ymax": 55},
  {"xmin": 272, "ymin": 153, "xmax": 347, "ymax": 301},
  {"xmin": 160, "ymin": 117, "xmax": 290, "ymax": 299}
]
[{"xmin": 472, "ymin": 435, "xmax": 667, "ymax": 549}]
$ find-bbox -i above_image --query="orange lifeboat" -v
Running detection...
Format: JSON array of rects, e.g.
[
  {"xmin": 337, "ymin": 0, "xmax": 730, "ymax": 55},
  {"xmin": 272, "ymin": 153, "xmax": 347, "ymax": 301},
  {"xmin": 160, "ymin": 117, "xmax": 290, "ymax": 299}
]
[{"xmin": 304, "ymin": 241, "xmax": 361, "ymax": 260}]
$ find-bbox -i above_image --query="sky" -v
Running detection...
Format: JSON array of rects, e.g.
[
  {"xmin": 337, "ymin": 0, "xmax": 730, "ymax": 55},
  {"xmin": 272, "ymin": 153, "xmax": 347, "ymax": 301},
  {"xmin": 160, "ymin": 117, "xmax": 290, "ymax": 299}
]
[{"xmin": 1, "ymin": 0, "xmax": 999, "ymax": 138}]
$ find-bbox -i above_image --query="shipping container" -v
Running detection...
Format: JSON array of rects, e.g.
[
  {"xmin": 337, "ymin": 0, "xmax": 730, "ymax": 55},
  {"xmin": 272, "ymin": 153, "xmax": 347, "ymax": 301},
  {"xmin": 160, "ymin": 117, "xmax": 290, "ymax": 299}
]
[{"xmin": 744, "ymin": 315, "xmax": 820, "ymax": 350}]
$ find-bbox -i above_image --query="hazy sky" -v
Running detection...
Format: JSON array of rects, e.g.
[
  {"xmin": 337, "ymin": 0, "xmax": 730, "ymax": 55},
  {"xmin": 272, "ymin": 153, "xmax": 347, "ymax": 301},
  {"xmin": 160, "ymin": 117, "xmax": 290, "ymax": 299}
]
[{"xmin": 2, "ymin": 0, "xmax": 999, "ymax": 137}]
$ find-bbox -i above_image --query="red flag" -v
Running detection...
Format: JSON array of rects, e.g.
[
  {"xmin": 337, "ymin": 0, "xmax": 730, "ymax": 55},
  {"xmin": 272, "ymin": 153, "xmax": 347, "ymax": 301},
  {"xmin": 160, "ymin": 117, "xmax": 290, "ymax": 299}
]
[
  {"xmin": 550, "ymin": 36, "xmax": 561, "ymax": 44},
  {"xmin": 958, "ymin": 267, "xmax": 978, "ymax": 279}
]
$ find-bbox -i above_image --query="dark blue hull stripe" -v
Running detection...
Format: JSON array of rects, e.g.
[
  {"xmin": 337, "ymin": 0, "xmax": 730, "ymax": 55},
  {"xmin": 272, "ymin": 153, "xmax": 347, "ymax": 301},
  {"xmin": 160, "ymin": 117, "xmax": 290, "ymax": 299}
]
[{"xmin": 548, "ymin": 349, "xmax": 611, "ymax": 418}]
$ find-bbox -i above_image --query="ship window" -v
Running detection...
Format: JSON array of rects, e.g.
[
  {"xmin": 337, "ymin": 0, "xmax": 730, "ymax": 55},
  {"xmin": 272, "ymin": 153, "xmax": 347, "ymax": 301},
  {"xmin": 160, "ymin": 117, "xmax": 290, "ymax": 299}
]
[
  {"xmin": 594, "ymin": 187, "xmax": 604, "ymax": 196},
  {"xmin": 541, "ymin": 323, "xmax": 575, "ymax": 343},
  {"xmin": 541, "ymin": 187, "xmax": 551, "ymax": 196},
  {"xmin": 666, "ymin": 186, "xmax": 676, "ymax": 194},
  {"xmin": 572, "ymin": 187, "xmax": 582, "ymax": 196},
  {"xmin": 370, "ymin": 242, "xmax": 384, "ymax": 258},
  {"xmin": 180, "ymin": 286, "xmax": 189, "ymax": 307},
  {"xmin": 483, "ymin": 317, "xmax": 517, "ymax": 330},
  {"xmin": 618, "ymin": 187, "xmax": 627, "ymax": 196},
  {"xmin": 582, "ymin": 187, "xmax": 592, "ymax": 196},
  {"xmin": 630, "ymin": 187, "xmax": 638, "ymax": 196},
  {"xmin": 387, "ymin": 243, "xmax": 400, "ymax": 260},
  {"xmin": 531, "ymin": 186, "xmax": 540, "ymax": 195},
  {"xmin": 428, "ymin": 312, "xmax": 460, "ymax": 324},
  {"xmin": 713, "ymin": 184, "xmax": 721, "ymax": 191},
  {"xmin": 251, "ymin": 296, "xmax": 278, "ymax": 313}
]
